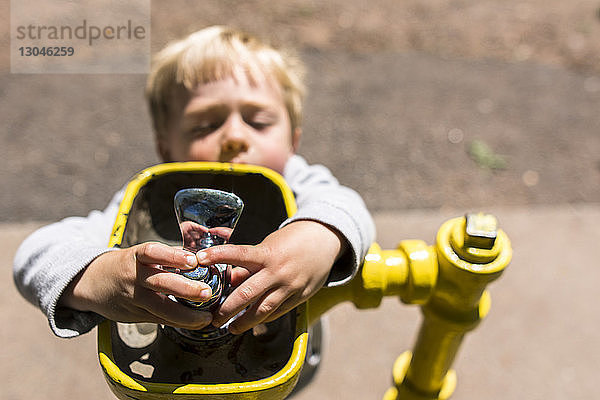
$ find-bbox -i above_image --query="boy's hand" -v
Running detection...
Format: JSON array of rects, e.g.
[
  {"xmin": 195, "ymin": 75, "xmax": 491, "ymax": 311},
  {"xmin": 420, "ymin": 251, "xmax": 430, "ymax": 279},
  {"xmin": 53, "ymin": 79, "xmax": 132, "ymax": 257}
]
[
  {"xmin": 198, "ymin": 220, "xmax": 345, "ymax": 334},
  {"xmin": 60, "ymin": 242, "xmax": 213, "ymax": 330}
]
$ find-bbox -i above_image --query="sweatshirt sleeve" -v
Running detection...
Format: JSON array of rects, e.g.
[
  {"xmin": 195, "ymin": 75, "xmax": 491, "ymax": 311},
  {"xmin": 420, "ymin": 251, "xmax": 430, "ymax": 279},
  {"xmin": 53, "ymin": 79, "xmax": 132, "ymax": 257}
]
[
  {"xmin": 13, "ymin": 190, "xmax": 124, "ymax": 338},
  {"xmin": 282, "ymin": 155, "xmax": 375, "ymax": 287}
]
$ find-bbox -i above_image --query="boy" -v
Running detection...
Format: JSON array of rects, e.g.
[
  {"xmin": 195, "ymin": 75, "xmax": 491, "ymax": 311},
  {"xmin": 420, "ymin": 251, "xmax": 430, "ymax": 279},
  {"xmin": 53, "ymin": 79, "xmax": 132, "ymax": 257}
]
[{"xmin": 14, "ymin": 26, "xmax": 374, "ymax": 342}]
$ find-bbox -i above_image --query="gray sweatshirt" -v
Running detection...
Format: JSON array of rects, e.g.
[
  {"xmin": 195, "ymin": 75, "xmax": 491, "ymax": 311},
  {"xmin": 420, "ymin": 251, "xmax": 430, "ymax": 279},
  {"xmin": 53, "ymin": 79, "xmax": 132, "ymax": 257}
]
[{"xmin": 13, "ymin": 155, "xmax": 375, "ymax": 338}]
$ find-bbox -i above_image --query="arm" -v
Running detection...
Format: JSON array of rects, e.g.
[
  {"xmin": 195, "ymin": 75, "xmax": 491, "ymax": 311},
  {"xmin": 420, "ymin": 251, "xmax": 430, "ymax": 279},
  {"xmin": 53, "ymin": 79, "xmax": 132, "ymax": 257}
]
[
  {"xmin": 281, "ymin": 155, "xmax": 376, "ymax": 286},
  {"xmin": 198, "ymin": 155, "xmax": 375, "ymax": 334},
  {"xmin": 60, "ymin": 242, "xmax": 213, "ymax": 331},
  {"xmin": 13, "ymin": 189, "xmax": 214, "ymax": 337},
  {"xmin": 13, "ymin": 190, "xmax": 124, "ymax": 337}
]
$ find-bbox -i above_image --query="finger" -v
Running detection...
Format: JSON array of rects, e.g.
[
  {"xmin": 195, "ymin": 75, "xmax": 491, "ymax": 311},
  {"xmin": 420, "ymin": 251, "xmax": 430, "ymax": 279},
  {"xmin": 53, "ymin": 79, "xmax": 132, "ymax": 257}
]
[
  {"xmin": 181, "ymin": 221, "xmax": 209, "ymax": 233},
  {"xmin": 134, "ymin": 288, "xmax": 213, "ymax": 330},
  {"xmin": 196, "ymin": 244, "xmax": 269, "ymax": 273},
  {"xmin": 262, "ymin": 296, "xmax": 302, "ymax": 323},
  {"xmin": 137, "ymin": 266, "xmax": 212, "ymax": 302},
  {"xmin": 230, "ymin": 266, "xmax": 251, "ymax": 287},
  {"xmin": 208, "ymin": 226, "xmax": 233, "ymax": 240},
  {"xmin": 134, "ymin": 242, "xmax": 199, "ymax": 270},
  {"xmin": 212, "ymin": 272, "xmax": 274, "ymax": 327},
  {"xmin": 227, "ymin": 289, "xmax": 293, "ymax": 335}
]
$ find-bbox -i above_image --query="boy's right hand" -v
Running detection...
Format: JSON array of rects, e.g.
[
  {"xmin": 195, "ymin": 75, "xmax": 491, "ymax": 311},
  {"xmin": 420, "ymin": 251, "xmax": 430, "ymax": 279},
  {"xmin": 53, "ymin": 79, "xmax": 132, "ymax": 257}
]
[{"xmin": 59, "ymin": 242, "xmax": 213, "ymax": 330}]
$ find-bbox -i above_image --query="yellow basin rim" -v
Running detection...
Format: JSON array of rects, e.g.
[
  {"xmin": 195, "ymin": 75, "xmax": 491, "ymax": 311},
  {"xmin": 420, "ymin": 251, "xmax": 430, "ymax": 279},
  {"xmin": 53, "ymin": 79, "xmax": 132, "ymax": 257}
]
[
  {"xmin": 98, "ymin": 316, "xmax": 308, "ymax": 395},
  {"xmin": 99, "ymin": 161, "xmax": 306, "ymax": 396},
  {"xmin": 108, "ymin": 162, "xmax": 298, "ymax": 248}
]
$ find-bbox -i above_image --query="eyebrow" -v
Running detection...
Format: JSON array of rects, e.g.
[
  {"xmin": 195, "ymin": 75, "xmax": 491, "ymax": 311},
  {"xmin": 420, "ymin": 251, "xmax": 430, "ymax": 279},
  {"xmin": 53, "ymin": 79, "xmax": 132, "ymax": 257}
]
[
  {"xmin": 183, "ymin": 99, "xmax": 279, "ymax": 117},
  {"xmin": 183, "ymin": 103, "xmax": 228, "ymax": 118}
]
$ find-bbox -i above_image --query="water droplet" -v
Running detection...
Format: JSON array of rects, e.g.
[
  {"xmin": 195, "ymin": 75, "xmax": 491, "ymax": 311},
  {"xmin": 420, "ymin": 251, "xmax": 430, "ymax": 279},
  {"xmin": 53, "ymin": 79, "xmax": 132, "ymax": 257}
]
[
  {"xmin": 522, "ymin": 170, "xmax": 539, "ymax": 187},
  {"xmin": 447, "ymin": 128, "xmax": 464, "ymax": 144}
]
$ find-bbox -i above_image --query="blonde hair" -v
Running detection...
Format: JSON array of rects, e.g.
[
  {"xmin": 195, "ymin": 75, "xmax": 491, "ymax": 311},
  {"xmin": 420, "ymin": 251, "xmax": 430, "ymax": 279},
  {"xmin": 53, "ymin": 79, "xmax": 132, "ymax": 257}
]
[{"xmin": 146, "ymin": 26, "xmax": 306, "ymax": 140}]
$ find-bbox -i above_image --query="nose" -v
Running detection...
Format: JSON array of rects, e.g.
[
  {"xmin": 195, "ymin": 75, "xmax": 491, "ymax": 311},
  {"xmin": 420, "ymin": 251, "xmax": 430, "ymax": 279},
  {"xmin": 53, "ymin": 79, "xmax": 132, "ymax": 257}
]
[{"xmin": 220, "ymin": 114, "xmax": 249, "ymax": 156}]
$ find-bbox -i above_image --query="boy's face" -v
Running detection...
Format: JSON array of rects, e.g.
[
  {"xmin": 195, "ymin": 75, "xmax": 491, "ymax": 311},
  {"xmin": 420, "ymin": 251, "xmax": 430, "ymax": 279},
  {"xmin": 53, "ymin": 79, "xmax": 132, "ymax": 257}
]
[{"xmin": 159, "ymin": 73, "xmax": 300, "ymax": 175}]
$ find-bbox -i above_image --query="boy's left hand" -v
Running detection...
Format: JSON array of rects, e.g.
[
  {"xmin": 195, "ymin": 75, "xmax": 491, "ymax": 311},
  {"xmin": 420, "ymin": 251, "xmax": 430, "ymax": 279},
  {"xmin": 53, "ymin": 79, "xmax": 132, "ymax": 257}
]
[{"xmin": 196, "ymin": 220, "xmax": 345, "ymax": 334}]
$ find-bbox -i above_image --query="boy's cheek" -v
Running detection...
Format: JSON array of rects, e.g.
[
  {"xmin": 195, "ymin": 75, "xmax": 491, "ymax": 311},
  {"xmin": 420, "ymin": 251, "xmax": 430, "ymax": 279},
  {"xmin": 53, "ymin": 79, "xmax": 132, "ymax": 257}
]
[
  {"xmin": 253, "ymin": 150, "xmax": 292, "ymax": 174},
  {"xmin": 182, "ymin": 139, "xmax": 222, "ymax": 163},
  {"xmin": 157, "ymin": 135, "xmax": 194, "ymax": 162},
  {"xmin": 256, "ymin": 138, "xmax": 296, "ymax": 172}
]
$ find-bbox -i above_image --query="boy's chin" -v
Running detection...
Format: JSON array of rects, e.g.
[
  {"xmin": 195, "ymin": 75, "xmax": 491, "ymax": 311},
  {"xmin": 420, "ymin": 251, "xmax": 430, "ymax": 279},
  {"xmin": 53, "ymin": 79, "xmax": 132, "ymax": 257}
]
[{"xmin": 228, "ymin": 158, "xmax": 289, "ymax": 175}]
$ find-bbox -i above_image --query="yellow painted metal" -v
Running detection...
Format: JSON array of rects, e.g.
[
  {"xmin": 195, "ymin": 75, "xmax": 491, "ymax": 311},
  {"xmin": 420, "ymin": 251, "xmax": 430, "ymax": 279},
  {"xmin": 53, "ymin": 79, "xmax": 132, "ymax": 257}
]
[
  {"xmin": 307, "ymin": 243, "xmax": 405, "ymax": 325},
  {"xmin": 98, "ymin": 315, "xmax": 309, "ymax": 400},
  {"xmin": 382, "ymin": 351, "xmax": 456, "ymax": 400},
  {"xmin": 97, "ymin": 162, "xmax": 512, "ymax": 400},
  {"xmin": 306, "ymin": 240, "xmax": 438, "ymax": 325},
  {"xmin": 384, "ymin": 215, "xmax": 512, "ymax": 400},
  {"xmin": 107, "ymin": 162, "xmax": 297, "ymax": 249},
  {"xmin": 307, "ymin": 214, "xmax": 511, "ymax": 400},
  {"xmin": 98, "ymin": 162, "xmax": 306, "ymax": 400},
  {"xmin": 397, "ymin": 240, "xmax": 438, "ymax": 305}
]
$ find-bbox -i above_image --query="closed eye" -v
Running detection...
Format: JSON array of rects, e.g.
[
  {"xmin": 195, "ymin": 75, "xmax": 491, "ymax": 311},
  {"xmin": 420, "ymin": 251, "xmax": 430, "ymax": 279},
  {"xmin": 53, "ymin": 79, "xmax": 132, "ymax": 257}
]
[
  {"xmin": 248, "ymin": 120, "xmax": 271, "ymax": 130},
  {"xmin": 188, "ymin": 120, "xmax": 223, "ymax": 137},
  {"xmin": 245, "ymin": 111, "xmax": 277, "ymax": 131}
]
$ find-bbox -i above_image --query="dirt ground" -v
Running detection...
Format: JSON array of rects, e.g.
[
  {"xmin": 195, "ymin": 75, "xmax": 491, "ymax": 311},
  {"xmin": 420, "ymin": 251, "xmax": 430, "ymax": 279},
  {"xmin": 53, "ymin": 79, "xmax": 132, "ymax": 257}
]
[
  {"xmin": 1, "ymin": 0, "xmax": 600, "ymax": 220},
  {"xmin": 150, "ymin": 0, "xmax": 600, "ymax": 74}
]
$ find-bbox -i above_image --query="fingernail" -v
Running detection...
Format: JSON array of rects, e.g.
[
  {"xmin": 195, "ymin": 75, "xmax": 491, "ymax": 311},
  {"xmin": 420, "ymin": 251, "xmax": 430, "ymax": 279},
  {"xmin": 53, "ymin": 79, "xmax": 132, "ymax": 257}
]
[
  {"xmin": 200, "ymin": 288, "xmax": 212, "ymax": 298},
  {"xmin": 185, "ymin": 254, "xmax": 198, "ymax": 268},
  {"xmin": 196, "ymin": 251, "xmax": 207, "ymax": 263},
  {"xmin": 199, "ymin": 314, "xmax": 213, "ymax": 325}
]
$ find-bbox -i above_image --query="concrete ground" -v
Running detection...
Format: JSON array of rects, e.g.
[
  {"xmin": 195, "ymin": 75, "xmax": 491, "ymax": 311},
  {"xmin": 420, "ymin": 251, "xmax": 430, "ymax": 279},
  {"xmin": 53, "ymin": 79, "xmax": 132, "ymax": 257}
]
[{"xmin": 3, "ymin": 203, "xmax": 598, "ymax": 400}]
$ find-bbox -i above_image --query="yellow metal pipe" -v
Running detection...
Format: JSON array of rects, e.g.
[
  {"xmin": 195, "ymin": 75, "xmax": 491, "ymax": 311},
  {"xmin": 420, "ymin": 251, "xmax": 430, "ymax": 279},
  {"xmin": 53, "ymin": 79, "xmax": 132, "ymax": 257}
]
[
  {"xmin": 307, "ymin": 214, "xmax": 511, "ymax": 400},
  {"xmin": 386, "ymin": 214, "xmax": 511, "ymax": 400},
  {"xmin": 307, "ymin": 240, "xmax": 438, "ymax": 326}
]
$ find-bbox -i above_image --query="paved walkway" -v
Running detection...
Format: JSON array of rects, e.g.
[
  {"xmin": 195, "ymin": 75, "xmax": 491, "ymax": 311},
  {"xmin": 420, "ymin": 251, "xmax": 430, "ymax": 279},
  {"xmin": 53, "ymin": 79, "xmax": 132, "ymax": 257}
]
[{"xmin": 2, "ymin": 204, "xmax": 598, "ymax": 399}]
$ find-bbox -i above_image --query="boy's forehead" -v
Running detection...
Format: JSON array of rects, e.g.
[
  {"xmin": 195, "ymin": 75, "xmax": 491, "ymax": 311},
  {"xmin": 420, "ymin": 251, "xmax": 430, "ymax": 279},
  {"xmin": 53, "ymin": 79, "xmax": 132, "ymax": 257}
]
[{"xmin": 182, "ymin": 73, "xmax": 285, "ymax": 110}]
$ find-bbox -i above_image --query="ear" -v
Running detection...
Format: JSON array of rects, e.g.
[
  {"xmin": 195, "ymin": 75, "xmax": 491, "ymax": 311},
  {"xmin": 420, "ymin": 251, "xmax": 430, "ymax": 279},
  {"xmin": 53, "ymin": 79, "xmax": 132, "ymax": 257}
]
[
  {"xmin": 291, "ymin": 127, "xmax": 302, "ymax": 153},
  {"xmin": 156, "ymin": 139, "xmax": 171, "ymax": 162}
]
